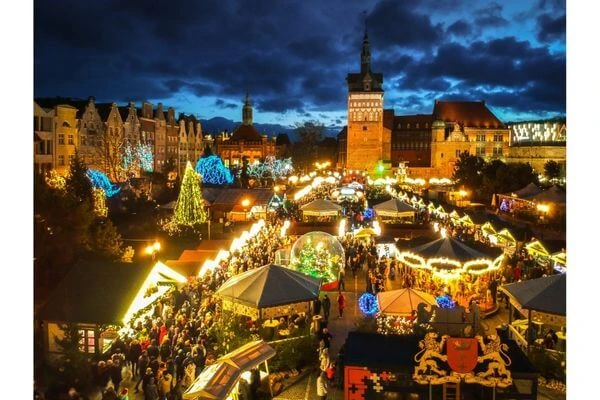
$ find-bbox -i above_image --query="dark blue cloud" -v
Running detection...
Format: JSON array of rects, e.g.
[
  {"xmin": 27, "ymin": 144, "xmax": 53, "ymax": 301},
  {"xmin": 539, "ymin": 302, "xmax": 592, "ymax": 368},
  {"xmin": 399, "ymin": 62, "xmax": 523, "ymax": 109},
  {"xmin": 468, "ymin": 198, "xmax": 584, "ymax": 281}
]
[
  {"xmin": 446, "ymin": 21, "xmax": 473, "ymax": 37},
  {"xmin": 34, "ymin": 0, "xmax": 565, "ymax": 123},
  {"xmin": 537, "ymin": 13, "xmax": 566, "ymax": 42}
]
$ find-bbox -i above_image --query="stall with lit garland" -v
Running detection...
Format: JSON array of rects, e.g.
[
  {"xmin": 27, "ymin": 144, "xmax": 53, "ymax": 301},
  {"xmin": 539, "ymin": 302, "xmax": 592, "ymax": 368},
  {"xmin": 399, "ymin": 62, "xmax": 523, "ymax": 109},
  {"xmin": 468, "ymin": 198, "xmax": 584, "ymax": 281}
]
[
  {"xmin": 37, "ymin": 260, "xmax": 187, "ymax": 358},
  {"xmin": 373, "ymin": 198, "xmax": 417, "ymax": 223},
  {"xmin": 299, "ymin": 198, "xmax": 342, "ymax": 222},
  {"xmin": 395, "ymin": 235, "xmax": 504, "ymax": 312},
  {"xmin": 215, "ymin": 263, "xmax": 321, "ymax": 322}
]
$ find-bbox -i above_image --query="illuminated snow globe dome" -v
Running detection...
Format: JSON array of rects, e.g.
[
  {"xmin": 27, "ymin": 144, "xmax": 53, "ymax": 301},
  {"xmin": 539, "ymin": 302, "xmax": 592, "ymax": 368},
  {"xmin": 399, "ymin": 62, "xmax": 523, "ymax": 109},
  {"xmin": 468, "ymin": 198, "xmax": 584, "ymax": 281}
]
[{"xmin": 289, "ymin": 231, "xmax": 345, "ymax": 283}]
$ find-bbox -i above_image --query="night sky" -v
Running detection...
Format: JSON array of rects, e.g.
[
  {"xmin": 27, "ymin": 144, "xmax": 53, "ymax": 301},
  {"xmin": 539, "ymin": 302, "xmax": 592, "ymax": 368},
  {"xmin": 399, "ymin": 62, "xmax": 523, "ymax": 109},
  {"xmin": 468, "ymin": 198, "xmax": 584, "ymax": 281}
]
[{"xmin": 34, "ymin": 0, "xmax": 566, "ymax": 128}]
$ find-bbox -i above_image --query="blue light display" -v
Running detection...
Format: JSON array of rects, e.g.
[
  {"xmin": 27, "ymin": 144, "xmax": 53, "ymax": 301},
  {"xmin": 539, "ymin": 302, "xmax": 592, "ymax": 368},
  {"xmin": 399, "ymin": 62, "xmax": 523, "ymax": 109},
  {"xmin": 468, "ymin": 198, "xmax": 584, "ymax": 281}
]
[
  {"xmin": 436, "ymin": 294, "xmax": 456, "ymax": 309},
  {"xmin": 195, "ymin": 155, "xmax": 234, "ymax": 185},
  {"xmin": 358, "ymin": 293, "xmax": 379, "ymax": 316},
  {"xmin": 86, "ymin": 169, "xmax": 121, "ymax": 197}
]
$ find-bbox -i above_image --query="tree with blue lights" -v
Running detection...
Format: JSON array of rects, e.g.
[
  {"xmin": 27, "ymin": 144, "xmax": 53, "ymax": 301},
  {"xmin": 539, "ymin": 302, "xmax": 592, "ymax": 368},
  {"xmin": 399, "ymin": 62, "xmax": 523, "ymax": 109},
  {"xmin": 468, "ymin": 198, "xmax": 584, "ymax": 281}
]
[
  {"xmin": 86, "ymin": 169, "xmax": 121, "ymax": 198},
  {"xmin": 195, "ymin": 155, "xmax": 233, "ymax": 185}
]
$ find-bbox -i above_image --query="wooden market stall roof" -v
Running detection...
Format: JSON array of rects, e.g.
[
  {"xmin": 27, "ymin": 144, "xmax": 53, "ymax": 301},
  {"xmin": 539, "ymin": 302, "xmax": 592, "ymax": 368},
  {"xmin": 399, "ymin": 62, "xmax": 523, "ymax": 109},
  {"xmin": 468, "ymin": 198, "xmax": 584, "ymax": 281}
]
[
  {"xmin": 407, "ymin": 236, "xmax": 502, "ymax": 261},
  {"xmin": 373, "ymin": 198, "xmax": 416, "ymax": 217},
  {"xmin": 215, "ymin": 264, "xmax": 321, "ymax": 309},
  {"xmin": 183, "ymin": 340, "xmax": 275, "ymax": 400},
  {"xmin": 499, "ymin": 274, "xmax": 566, "ymax": 316},
  {"xmin": 37, "ymin": 260, "xmax": 186, "ymax": 325},
  {"xmin": 300, "ymin": 198, "xmax": 342, "ymax": 216}
]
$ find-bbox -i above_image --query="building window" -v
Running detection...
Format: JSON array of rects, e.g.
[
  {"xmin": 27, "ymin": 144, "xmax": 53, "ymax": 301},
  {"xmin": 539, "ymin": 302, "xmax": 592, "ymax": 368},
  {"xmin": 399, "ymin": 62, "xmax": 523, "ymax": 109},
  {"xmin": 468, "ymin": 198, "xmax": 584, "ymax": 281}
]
[
  {"xmin": 58, "ymin": 134, "xmax": 65, "ymax": 145},
  {"xmin": 363, "ymin": 126, "xmax": 367, "ymax": 131},
  {"xmin": 69, "ymin": 155, "xmax": 75, "ymax": 164},
  {"xmin": 68, "ymin": 135, "xmax": 74, "ymax": 145},
  {"xmin": 493, "ymin": 146, "xmax": 503, "ymax": 156},
  {"xmin": 456, "ymin": 150, "xmax": 462, "ymax": 158},
  {"xmin": 58, "ymin": 155, "xmax": 65, "ymax": 165},
  {"xmin": 494, "ymin": 134, "xmax": 503, "ymax": 142},
  {"xmin": 476, "ymin": 134, "xmax": 486, "ymax": 142},
  {"xmin": 81, "ymin": 137, "xmax": 87, "ymax": 146},
  {"xmin": 476, "ymin": 145, "xmax": 486, "ymax": 157},
  {"xmin": 78, "ymin": 329, "xmax": 96, "ymax": 353}
]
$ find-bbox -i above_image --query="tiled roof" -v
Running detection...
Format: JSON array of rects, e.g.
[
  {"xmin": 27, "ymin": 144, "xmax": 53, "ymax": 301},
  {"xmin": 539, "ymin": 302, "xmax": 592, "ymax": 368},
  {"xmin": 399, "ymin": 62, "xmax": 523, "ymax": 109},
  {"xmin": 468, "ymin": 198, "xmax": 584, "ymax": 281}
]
[
  {"xmin": 34, "ymin": 97, "xmax": 88, "ymax": 119},
  {"xmin": 394, "ymin": 114, "xmax": 433, "ymax": 129},
  {"xmin": 230, "ymin": 124, "xmax": 262, "ymax": 142},
  {"xmin": 432, "ymin": 101, "xmax": 504, "ymax": 129}
]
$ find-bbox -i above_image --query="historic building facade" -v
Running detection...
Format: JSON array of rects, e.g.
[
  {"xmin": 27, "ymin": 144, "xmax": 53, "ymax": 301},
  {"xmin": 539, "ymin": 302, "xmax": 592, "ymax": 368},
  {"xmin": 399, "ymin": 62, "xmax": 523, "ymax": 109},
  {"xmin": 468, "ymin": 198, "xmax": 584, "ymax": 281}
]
[
  {"xmin": 215, "ymin": 94, "xmax": 277, "ymax": 167},
  {"xmin": 339, "ymin": 33, "xmax": 511, "ymax": 179},
  {"xmin": 34, "ymin": 101, "xmax": 55, "ymax": 173},
  {"xmin": 345, "ymin": 32, "xmax": 390, "ymax": 172}
]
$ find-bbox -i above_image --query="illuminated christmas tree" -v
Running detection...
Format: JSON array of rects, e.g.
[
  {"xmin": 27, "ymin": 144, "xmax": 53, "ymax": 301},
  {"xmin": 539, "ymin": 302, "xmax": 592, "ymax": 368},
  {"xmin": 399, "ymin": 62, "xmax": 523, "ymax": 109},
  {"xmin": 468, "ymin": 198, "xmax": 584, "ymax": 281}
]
[
  {"xmin": 173, "ymin": 161, "xmax": 208, "ymax": 226},
  {"xmin": 290, "ymin": 240, "xmax": 340, "ymax": 282}
]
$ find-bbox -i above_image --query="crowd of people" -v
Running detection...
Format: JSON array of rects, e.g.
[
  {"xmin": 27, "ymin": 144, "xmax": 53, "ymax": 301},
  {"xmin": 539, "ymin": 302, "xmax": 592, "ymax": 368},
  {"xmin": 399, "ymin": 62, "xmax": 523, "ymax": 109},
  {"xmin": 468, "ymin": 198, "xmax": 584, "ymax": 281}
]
[{"xmin": 89, "ymin": 220, "xmax": 291, "ymax": 400}]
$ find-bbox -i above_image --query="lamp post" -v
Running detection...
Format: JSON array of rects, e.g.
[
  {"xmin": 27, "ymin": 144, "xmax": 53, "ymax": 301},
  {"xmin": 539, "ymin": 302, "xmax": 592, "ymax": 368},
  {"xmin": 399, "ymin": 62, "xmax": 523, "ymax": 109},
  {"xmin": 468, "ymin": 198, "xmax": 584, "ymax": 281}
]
[
  {"xmin": 145, "ymin": 240, "xmax": 161, "ymax": 261},
  {"xmin": 241, "ymin": 198, "xmax": 250, "ymax": 222}
]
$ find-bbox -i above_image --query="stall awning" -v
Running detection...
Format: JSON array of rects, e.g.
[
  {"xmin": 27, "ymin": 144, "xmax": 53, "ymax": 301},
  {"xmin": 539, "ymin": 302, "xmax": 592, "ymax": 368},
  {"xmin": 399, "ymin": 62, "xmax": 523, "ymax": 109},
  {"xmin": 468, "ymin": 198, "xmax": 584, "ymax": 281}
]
[
  {"xmin": 373, "ymin": 198, "xmax": 416, "ymax": 218},
  {"xmin": 183, "ymin": 341, "xmax": 275, "ymax": 400},
  {"xmin": 215, "ymin": 264, "xmax": 321, "ymax": 309},
  {"xmin": 377, "ymin": 288, "xmax": 437, "ymax": 317},
  {"xmin": 300, "ymin": 199, "xmax": 342, "ymax": 216},
  {"xmin": 499, "ymin": 274, "xmax": 566, "ymax": 316}
]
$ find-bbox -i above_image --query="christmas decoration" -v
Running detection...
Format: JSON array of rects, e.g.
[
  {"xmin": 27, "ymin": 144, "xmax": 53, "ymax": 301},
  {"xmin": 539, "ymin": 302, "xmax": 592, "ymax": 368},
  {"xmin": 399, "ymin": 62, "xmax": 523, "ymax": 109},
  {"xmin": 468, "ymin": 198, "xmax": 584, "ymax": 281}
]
[
  {"xmin": 123, "ymin": 143, "xmax": 154, "ymax": 174},
  {"xmin": 86, "ymin": 169, "xmax": 121, "ymax": 197},
  {"xmin": 92, "ymin": 188, "xmax": 108, "ymax": 217},
  {"xmin": 45, "ymin": 169, "xmax": 66, "ymax": 191},
  {"xmin": 436, "ymin": 294, "xmax": 456, "ymax": 309},
  {"xmin": 289, "ymin": 232, "xmax": 344, "ymax": 283},
  {"xmin": 359, "ymin": 293, "xmax": 379, "ymax": 316},
  {"xmin": 195, "ymin": 155, "xmax": 234, "ymax": 185},
  {"xmin": 246, "ymin": 156, "xmax": 294, "ymax": 181},
  {"xmin": 164, "ymin": 161, "xmax": 208, "ymax": 233},
  {"xmin": 377, "ymin": 315, "xmax": 415, "ymax": 335}
]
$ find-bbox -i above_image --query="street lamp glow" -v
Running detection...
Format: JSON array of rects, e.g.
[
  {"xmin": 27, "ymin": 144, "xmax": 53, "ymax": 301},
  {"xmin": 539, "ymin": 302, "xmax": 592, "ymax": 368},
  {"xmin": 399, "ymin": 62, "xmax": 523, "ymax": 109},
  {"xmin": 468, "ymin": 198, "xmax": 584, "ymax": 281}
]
[
  {"xmin": 153, "ymin": 241, "xmax": 161, "ymax": 251},
  {"xmin": 241, "ymin": 198, "xmax": 250, "ymax": 208},
  {"xmin": 537, "ymin": 204, "xmax": 550, "ymax": 213}
]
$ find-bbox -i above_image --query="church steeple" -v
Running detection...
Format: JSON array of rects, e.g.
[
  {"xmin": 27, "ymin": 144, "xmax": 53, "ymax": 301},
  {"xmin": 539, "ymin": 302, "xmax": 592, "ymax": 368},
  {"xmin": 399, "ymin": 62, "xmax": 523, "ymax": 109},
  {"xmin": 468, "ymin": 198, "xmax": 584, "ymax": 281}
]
[{"xmin": 242, "ymin": 93, "xmax": 253, "ymax": 125}]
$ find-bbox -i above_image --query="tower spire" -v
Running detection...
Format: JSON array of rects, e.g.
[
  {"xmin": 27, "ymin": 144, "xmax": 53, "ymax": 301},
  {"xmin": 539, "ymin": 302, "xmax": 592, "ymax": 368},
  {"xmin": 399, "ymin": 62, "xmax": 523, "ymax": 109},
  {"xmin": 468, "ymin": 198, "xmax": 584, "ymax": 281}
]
[{"xmin": 242, "ymin": 93, "xmax": 253, "ymax": 125}]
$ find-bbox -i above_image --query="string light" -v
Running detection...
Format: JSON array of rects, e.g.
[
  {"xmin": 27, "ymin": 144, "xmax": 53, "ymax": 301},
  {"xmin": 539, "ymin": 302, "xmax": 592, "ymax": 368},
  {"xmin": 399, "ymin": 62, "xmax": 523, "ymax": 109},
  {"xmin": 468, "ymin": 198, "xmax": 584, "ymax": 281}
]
[
  {"xmin": 195, "ymin": 155, "xmax": 234, "ymax": 185},
  {"xmin": 172, "ymin": 161, "xmax": 208, "ymax": 226},
  {"xmin": 436, "ymin": 294, "xmax": 456, "ymax": 309},
  {"xmin": 86, "ymin": 169, "xmax": 120, "ymax": 197}
]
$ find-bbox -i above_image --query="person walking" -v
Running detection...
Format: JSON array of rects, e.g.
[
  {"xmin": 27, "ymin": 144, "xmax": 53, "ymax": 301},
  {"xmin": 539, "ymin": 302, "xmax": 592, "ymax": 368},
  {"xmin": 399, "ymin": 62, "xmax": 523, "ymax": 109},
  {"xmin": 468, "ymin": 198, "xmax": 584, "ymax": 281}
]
[
  {"xmin": 144, "ymin": 377, "xmax": 160, "ymax": 400},
  {"xmin": 322, "ymin": 295, "xmax": 331, "ymax": 321},
  {"xmin": 316, "ymin": 371, "xmax": 328, "ymax": 400},
  {"xmin": 313, "ymin": 297, "xmax": 322, "ymax": 316},
  {"xmin": 337, "ymin": 291, "xmax": 346, "ymax": 318},
  {"xmin": 338, "ymin": 267, "xmax": 346, "ymax": 291}
]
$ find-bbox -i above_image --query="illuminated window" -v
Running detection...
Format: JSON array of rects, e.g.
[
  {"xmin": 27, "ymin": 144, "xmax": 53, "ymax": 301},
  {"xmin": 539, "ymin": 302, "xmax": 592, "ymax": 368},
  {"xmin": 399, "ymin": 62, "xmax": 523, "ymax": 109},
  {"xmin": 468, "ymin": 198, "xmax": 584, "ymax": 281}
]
[
  {"xmin": 58, "ymin": 134, "xmax": 65, "ymax": 145},
  {"xmin": 58, "ymin": 155, "xmax": 65, "ymax": 165},
  {"xmin": 493, "ymin": 134, "xmax": 503, "ymax": 142},
  {"xmin": 68, "ymin": 135, "xmax": 74, "ymax": 145},
  {"xmin": 78, "ymin": 329, "xmax": 96, "ymax": 353},
  {"xmin": 476, "ymin": 134, "xmax": 486, "ymax": 142},
  {"xmin": 493, "ymin": 146, "xmax": 503, "ymax": 156},
  {"xmin": 476, "ymin": 145, "xmax": 486, "ymax": 157}
]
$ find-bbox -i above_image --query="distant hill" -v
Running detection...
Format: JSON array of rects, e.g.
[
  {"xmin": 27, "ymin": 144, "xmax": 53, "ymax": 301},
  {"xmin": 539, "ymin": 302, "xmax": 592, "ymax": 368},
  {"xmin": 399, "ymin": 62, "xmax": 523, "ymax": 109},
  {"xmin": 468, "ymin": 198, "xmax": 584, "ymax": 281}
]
[{"xmin": 199, "ymin": 117, "xmax": 342, "ymax": 141}]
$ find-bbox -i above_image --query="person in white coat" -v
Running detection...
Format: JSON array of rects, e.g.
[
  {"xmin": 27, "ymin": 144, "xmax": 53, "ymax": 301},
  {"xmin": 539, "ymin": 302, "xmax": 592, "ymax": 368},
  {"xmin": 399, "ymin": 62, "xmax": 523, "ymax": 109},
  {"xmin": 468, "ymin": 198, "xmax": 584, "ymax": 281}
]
[{"xmin": 317, "ymin": 371, "xmax": 328, "ymax": 400}]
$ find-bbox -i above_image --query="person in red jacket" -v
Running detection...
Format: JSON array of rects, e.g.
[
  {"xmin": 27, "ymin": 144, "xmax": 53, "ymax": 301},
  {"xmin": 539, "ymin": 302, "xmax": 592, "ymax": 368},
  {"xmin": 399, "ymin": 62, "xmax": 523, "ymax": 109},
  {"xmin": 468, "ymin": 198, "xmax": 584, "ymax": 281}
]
[{"xmin": 337, "ymin": 291, "xmax": 346, "ymax": 318}]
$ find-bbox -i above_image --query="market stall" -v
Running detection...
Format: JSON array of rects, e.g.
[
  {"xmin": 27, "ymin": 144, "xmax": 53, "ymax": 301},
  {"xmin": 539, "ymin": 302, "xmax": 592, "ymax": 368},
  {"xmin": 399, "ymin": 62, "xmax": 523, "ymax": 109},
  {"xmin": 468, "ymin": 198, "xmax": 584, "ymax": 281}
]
[
  {"xmin": 299, "ymin": 198, "xmax": 342, "ymax": 221},
  {"xmin": 183, "ymin": 340, "xmax": 276, "ymax": 400},
  {"xmin": 373, "ymin": 198, "xmax": 416, "ymax": 223},
  {"xmin": 500, "ymin": 274, "xmax": 566, "ymax": 352},
  {"xmin": 377, "ymin": 288, "xmax": 437, "ymax": 317},
  {"xmin": 215, "ymin": 264, "xmax": 321, "ymax": 321}
]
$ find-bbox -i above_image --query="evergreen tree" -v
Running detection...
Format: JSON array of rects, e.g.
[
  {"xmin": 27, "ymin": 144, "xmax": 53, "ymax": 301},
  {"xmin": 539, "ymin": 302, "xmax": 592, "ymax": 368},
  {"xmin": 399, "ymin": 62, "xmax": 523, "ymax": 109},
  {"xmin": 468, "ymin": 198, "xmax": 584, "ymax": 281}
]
[
  {"xmin": 173, "ymin": 161, "xmax": 208, "ymax": 226},
  {"xmin": 544, "ymin": 160, "xmax": 562, "ymax": 180},
  {"xmin": 66, "ymin": 152, "xmax": 93, "ymax": 205}
]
